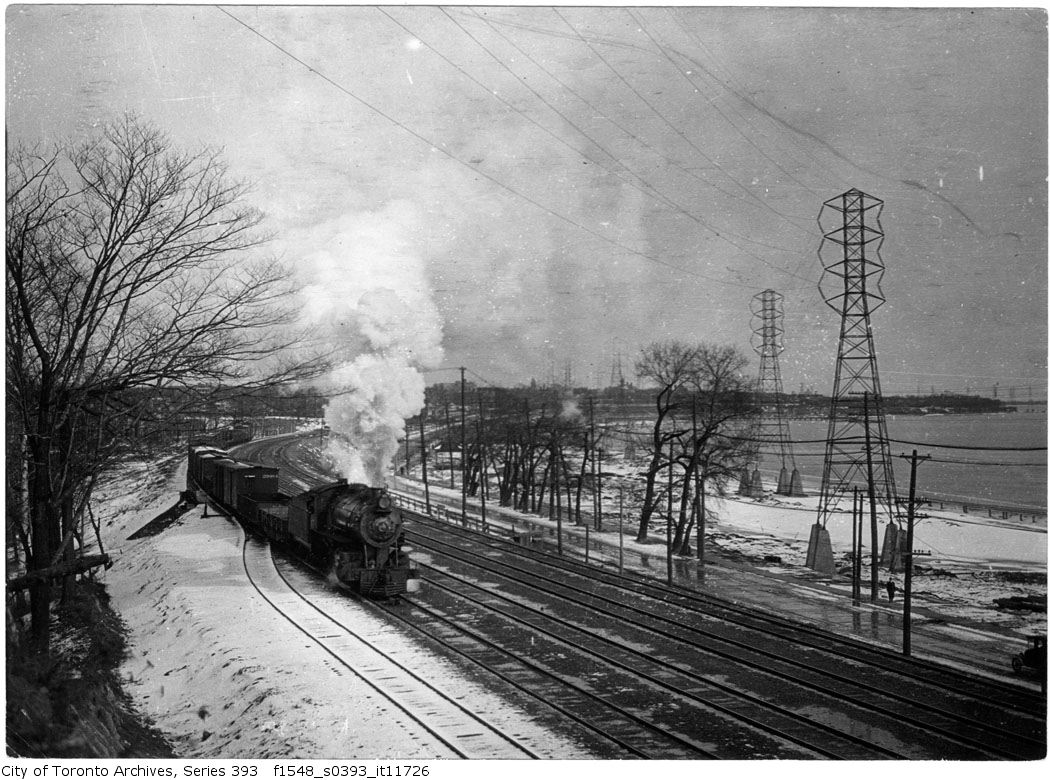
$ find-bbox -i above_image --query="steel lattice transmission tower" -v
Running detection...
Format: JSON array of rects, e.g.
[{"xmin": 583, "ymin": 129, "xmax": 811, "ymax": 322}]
[
  {"xmin": 739, "ymin": 289, "xmax": 804, "ymax": 497},
  {"xmin": 812, "ymin": 189, "xmax": 902, "ymax": 573}
]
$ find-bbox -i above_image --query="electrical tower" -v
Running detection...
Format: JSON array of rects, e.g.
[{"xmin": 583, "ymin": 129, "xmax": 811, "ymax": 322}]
[
  {"xmin": 610, "ymin": 353, "xmax": 626, "ymax": 391},
  {"xmin": 740, "ymin": 289, "xmax": 804, "ymax": 497},
  {"xmin": 811, "ymin": 189, "xmax": 903, "ymax": 574}
]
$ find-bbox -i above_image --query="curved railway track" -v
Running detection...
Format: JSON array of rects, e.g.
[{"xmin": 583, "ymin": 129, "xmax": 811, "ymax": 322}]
[
  {"xmin": 229, "ymin": 500, "xmax": 540, "ymax": 759},
  {"xmin": 232, "ymin": 432, "xmax": 1047, "ymax": 760}
]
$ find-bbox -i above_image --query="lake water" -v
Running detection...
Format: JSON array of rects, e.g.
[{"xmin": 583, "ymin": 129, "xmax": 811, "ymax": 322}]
[{"xmin": 775, "ymin": 411, "xmax": 1047, "ymax": 512}]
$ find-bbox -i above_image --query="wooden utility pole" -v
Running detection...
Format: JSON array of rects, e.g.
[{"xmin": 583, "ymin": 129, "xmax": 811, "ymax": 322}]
[
  {"xmin": 618, "ymin": 482, "xmax": 625, "ymax": 574},
  {"xmin": 444, "ymin": 402, "xmax": 455, "ymax": 490},
  {"xmin": 864, "ymin": 391, "xmax": 879, "ymax": 601},
  {"xmin": 903, "ymin": 449, "xmax": 929, "ymax": 656},
  {"xmin": 418, "ymin": 409, "xmax": 431, "ymax": 514},
  {"xmin": 589, "ymin": 397, "xmax": 599, "ymax": 530},
  {"xmin": 666, "ymin": 439, "xmax": 674, "ymax": 585},
  {"xmin": 460, "ymin": 367, "xmax": 467, "ymax": 525},
  {"xmin": 476, "ymin": 390, "xmax": 487, "ymax": 532},
  {"xmin": 553, "ymin": 442, "xmax": 562, "ymax": 554},
  {"xmin": 852, "ymin": 486, "xmax": 862, "ymax": 605}
]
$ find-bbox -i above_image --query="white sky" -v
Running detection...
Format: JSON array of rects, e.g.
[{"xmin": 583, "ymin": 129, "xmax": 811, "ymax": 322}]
[{"xmin": 5, "ymin": 3, "xmax": 1047, "ymax": 394}]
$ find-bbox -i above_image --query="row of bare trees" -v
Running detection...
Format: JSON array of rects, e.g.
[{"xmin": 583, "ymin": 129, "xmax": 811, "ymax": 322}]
[
  {"xmin": 413, "ymin": 341, "xmax": 757, "ymax": 556},
  {"xmin": 6, "ymin": 117, "xmax": 322, "ymax": 651}
]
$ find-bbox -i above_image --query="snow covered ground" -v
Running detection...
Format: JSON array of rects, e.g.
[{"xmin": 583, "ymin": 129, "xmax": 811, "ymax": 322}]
[
  {"xmin": 96, "ymin": 457, "xmax": 599, "ymax": 759},
  {"xmin": 699, "ymin": 489, "xmax": 1046, "ymax": 637},
  {"xmin": 83, "ymin": 443, "xmax": 1044, "ymax": 760}
]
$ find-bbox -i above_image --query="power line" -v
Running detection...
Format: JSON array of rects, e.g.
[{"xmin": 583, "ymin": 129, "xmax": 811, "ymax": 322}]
[
  {"xmin": 628, "ymin": 8, "xmax": 822, "ymax": 199},
  {"xmin": 598, "ymin": 424, "xmax": 1047, "ymax": 453},
  {"xmin": 215, "ymin": 6, "xmax": 770, "ymax": 291},
  {"xmin": 434, "ymin": 7, "xmax": 816, "ymax": 278},
  {"xmin": 468, "ymin": 7, "xmax": 819, "ymax": 245}
]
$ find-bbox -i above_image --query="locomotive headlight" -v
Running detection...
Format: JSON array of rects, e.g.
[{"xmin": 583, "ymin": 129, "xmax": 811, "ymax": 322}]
[{"xmin": 377, "ymin": 494, "xmax": 393, "ymax": 511}]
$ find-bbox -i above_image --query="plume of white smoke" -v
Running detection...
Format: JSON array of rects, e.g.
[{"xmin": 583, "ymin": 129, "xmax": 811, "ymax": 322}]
[
  {"xmin": 560, "ymin": 398, "xmax": 582, "ymax": 421},
  {"xmin": 299, "ymin": 201, "xmax": 444, "ymax": 484}
]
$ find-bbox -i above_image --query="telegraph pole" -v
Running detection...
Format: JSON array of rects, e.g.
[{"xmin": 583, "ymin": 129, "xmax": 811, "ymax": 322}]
[
  {"xmin": 618, "ymin": 482, "xmax": 625, "ymax": 574},
  {"xmin": 419, "ymin": 408, "xmax": 431, "ymax": 514},
  {"xmin": 444, "ymin": 402, "xmax": 455, "ymax": 490},
  {"xmin": 864, "ymin": 391, "xmax": 879, "ymax": 601},
  {"xmin": 852, "ymin": 487, "xmax": 861, "ymax": 605},
  {"xmin": 476, "ymin": 390, "xmax": 487, "ymax": 532},
  {"xmin": 460, "ymin": 367, "xmax": 467, "ymax": 525},
  {"xmin": 903, "ymin": 449, "xmax": 930, "ymax": 656},
  {"xmin": 666, "ymin": 439, "xmax": 674, "ymax": 585}
]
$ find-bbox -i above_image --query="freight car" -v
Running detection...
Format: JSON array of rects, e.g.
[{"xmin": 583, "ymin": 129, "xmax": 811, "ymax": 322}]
[{"xmin": 186, "ymin": 445, "xmax": 411, "ymax": 598}]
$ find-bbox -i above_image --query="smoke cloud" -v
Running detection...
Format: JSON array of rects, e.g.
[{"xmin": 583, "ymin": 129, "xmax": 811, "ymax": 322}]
[{"xmin": 299, "ymin": 200, "xmax": 444, "ymax": 484}]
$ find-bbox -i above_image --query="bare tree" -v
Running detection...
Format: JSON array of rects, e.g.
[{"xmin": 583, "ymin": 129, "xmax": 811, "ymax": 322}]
[
  {"xmin": 672, "ymin": 345, "xmax": 758, "ymax": 556},
  {"xmin": 634, "ymin": 341, "xmax": 757, "ymax": 544},
  {"xmin": 633, "ymin": 341, "xmax": 699, "ymax": 541},
  {"xmin": 6, "ymin": 116, "xmax": 321, "ymax": 650}
]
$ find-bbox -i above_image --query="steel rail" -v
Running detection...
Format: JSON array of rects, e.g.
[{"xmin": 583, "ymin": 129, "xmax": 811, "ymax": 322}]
[{"xmin": 408, "ymin": 528, "xmax": 1035, "ymax": 759}]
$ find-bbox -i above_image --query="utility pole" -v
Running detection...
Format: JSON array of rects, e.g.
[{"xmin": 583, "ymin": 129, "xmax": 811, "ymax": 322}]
[
  {"xmin": 618, "ymin": 482, "xmax": 625, "ymax": 574},
  {"xmin": 476, "ymin": 390, "xmax": 487, "ymax": 533},
  {"xmin": 460, "ymin": 367, "xmax": 467, "ymax": 526},
  {"xmin": 404, "ymin": 412, "xmax": 412, "ymax": 475},
  {"xmin": 666, "ymin": 439, "xmax": 674, "ymax": 585},
  {"xmin": 903, "ymin": 449, "xmax": 930, "ymax": 656},
  {"xmin": 553, "ymin": 441, "xmax": 562, "ymax": 555},
  {"xmin": 418, "ymin": 408, "xmax": 431, "ymax": 515},
  {"xmin": 444, "ymin": 402, "xmax": 455, "ymax": 490},
  {"xmin": 864, "ymin": 391, "xmax": 879, "ymax": 601},
  {"xmin": 852, "ymin": 486, "xmax": 862, "ymax": 605},
  {"xmin": 589, "ymin": 397, "xmax": 599, "ymax": 529}
]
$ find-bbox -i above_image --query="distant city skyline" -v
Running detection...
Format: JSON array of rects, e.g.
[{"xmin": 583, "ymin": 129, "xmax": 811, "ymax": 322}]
[{"xmin": 7, "ymin": 5, "xmax": 1047, "ymax": 397}]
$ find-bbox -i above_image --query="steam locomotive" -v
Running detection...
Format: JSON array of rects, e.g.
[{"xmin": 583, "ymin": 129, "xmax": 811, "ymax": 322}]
[{"xmin": 186, "ymin": 445, "xmax": 412, "ymax": 598}]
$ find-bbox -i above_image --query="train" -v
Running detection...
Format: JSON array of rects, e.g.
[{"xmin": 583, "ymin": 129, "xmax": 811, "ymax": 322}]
[{"xmin": 185, "ymin": 445, "xmax": 412, "ymax": 599}]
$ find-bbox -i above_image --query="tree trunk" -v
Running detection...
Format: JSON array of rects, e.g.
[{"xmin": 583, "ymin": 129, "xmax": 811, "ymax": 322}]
[{"xmin": 636, "ymin": 446, "xmax": 662, "ymax": 541}]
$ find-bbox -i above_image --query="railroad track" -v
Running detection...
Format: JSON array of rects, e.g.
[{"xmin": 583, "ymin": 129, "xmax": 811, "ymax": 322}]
[
  {"xmin": 231, "ymin": 509, "xmax": 540, "ymax": 759},
  {"xmin": 405, "ymin": 515, "xmax": 1046, "ymax": 724},
  {"xmin": 233, "ymin": 433, "xmax": 1047, "ymax": 759},
  {"xmin": 398, "ymin": 515, "xmax": 1043, "ymax": 759}
]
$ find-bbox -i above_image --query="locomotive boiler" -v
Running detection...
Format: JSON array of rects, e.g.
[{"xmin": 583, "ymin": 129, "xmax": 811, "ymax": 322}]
[
  {"xmin": 186, "ymin": 445, "xmax": 412, "ymax": 598},
  {"xmin": 287, "ymin": 482, "xmax": 410, "ymax": 597}
]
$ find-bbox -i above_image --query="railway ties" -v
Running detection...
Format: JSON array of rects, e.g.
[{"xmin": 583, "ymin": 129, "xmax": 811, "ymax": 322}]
[
  {"xmin": 406, "ymin": 564, "xmax": 895, "ymax": 759},
  {"xmin": 402, "ymin": 514, "xmax": 1045, "ymax": 760},
  {"xmin": 238, "ymin": 532, "xmax": 538, "ymax": 759},
  {"xmin": 232, "ymin": 434, "xmax": 1045, "ymax": 759}
]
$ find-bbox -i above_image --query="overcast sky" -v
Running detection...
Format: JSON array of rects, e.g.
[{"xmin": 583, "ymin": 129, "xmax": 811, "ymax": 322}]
[{"xmin": 6, "ymin": 4, "xmax": 1047, "ymax": 395}]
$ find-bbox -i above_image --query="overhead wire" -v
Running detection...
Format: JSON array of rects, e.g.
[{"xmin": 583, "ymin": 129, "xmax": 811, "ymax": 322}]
[
  {"xmin": 214, "ymin": 6, "xmax": 767, "ymax": 291},
  {"xmin": 432, "ymin": 7, "xmax": 817, "ymax": 280},
  {"xmin": 596, "ymin": 424, "xmax": 1046, "ymax": 453},
  {"xmin": 468, "ymin": 7, "xmax": 820, "ymax": 243},
  {"xmin": 628, "ymin": 8, "xmax": 824, "ymax": 200},
  {"xmin": 551, "ymin": 9, "xmax": 798, "ymax": 223},
  {"xmin": 666, "ymin": 8, "xmax": 860, "ymax": 196}
]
